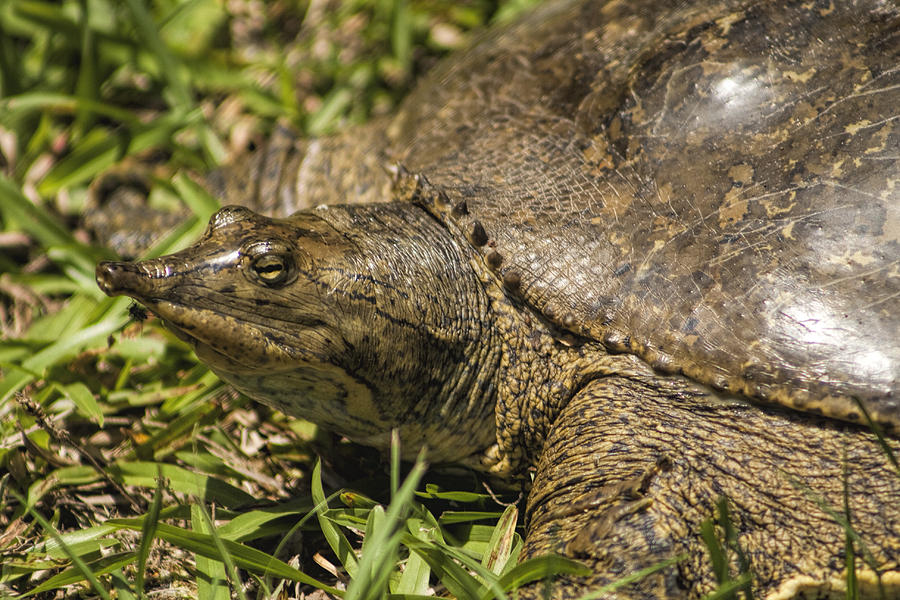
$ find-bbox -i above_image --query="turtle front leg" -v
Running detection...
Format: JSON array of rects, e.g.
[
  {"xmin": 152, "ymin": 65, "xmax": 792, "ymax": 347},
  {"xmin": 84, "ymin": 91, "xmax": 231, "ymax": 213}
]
[{"xmin": 520, "ymin": 375, "xmax": 900, "ymax": 599}]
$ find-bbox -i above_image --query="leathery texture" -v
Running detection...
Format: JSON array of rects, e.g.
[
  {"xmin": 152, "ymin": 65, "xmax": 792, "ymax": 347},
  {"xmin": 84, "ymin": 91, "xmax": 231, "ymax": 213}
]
[
  {"xmin": 521, "ymin": 375, "xmax": 900, "ymax": 599},
  {"xmin": 90, "ymin": 0, "xmax": 900, "ymax": 596}
]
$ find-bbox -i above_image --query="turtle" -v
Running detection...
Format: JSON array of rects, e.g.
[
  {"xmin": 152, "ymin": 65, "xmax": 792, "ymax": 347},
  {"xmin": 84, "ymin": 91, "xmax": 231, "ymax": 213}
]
[{"xmin": 94, "ymin": 0, "xmax": 900, "ymax": 597}]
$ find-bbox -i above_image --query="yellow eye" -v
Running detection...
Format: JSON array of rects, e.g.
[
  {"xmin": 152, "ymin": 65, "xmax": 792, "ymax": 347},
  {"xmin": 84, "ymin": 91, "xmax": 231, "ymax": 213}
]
[
  {"xmin": 252, "ymin": 254, "xmax": 290, "ymax": 286},
  {"xmin": 243, "ymin": 241, "xmax": 297, "ymax": 287}
]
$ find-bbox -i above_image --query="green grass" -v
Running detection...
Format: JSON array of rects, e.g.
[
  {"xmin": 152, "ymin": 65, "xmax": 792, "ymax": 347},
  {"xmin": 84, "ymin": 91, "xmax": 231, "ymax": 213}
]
[
  {"xmin": 2, "ymin": 0, "xmax": 894, "ymax": 598},
  {"xmin": 0, "ymin": 0, "xmax": 557, "ymax": 597}
]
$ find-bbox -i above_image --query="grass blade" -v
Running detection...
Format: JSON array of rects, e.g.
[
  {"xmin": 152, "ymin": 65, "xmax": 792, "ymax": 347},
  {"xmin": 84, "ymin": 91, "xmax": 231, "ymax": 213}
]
[
  {"xmin": 22, "ymin": 552, "xmax": 135, "ymax": 598},
  {"xmin": 195, "ymin": 502, "xmax": 247, "ymax": 600},
  {"xmin": 121, "ymin": 0, "xmax": 191, "ymax": 109},
  {"xmin": 574, "ymin": 554, "xmax": 687, "ymax": 600},
  {"xmin": 56, "ymin": 381, "xmax": 104, "ymax": 427},
  {"xmin": 8, "ymin": 488, "xmax": 114, "ymax": 600},
  {"xmin": 0, "ymin": 172, "xmax": 77, "ymax": 248},
  {"xmin": 311, "ymin": 458, "xmax": 359, "ymax": 578},
  {"xmin": 347, "ymin": 449, "xmax": 427, "ymax": 600},
  {"xmin": 135, "ymin": 473, "xmax": 163, "ymax": 598},
  {"xmin": 107, "ymin": 519, "xmax": 343, "ymax": 594},
  {"xmin": 481, "ymin": 504, "xmax": 518, "ymax": 576},
  {"xmin": 493, "ymin": 554, "xmax": 591, "ymax": 596},
  {"xmin": 853, "ymin": 397, "xmax": 900, "ymax": 475}
]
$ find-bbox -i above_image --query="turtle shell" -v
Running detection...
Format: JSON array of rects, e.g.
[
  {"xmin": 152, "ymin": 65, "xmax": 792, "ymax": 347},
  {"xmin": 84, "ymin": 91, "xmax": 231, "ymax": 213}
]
[{"xmin": 389, "ymin": 0, "xmax": 900, "ymax": 429}]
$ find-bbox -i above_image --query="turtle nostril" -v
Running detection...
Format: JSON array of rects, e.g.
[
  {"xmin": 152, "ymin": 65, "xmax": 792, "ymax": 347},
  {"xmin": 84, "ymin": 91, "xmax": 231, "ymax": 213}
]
[
  {"xmin": 96, "ymin": 257, "xmax": 180, "ymax": 300},
  {"xmin": 96, "ymin": 261, "xmax": 133, "ymax": 296}
]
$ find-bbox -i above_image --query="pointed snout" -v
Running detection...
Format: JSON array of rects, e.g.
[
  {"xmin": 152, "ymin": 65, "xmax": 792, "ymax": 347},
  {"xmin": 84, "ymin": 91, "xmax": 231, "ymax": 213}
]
[
  {"xmin": 96, "ymin": 260, "xmax": 171, "ymax": 299},
  {"xmin": 96, "ymin": 261, "xmax": 136, "ymax": 297}
]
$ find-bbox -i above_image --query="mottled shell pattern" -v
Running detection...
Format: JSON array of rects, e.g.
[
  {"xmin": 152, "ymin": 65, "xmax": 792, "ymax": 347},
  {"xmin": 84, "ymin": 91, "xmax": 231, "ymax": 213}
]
[{"xmin": 386, "ymin": 0, "xmax": 899, "ymax": 430}]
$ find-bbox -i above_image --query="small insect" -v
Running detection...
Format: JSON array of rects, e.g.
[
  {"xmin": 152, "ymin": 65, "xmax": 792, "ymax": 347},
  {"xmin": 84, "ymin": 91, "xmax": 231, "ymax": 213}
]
[{"xmin": 128, "ymin": 302, "xmax": 148, "ymax": 323}]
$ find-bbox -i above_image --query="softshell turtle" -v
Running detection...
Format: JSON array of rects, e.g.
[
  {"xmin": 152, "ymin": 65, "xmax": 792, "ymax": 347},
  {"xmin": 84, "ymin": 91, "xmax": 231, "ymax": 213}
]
[{"xmin": 96, "ymin": 0, "xmax": 900, "ymax": 597}]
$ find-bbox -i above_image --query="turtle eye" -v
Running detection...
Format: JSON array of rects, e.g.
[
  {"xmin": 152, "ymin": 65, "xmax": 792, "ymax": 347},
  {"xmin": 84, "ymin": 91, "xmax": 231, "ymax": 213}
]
[
  {"xmin": 244, "ymin": 242, "xmax": 296, "ymax": 288},
  {"xmin": 252, "ymin": 254, "xmax": 289, "ymax": 285}
]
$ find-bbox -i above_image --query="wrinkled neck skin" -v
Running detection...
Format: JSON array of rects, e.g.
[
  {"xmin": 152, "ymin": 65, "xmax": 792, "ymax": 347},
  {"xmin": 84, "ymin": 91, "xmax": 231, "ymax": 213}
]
[
  {"xmin": 297, "ymin": 203, "xmax": 504, "ymax": 463},
  {"xmin": 299, "ymin": 201, "xmax": 645, "ymax": 474},
  {"xmin": 454, "ymin": 233, "xmax": 654, "ymax": 478},
  {"xmin": 96, "ymin": 201, "xmax": 623, "ymax": 472},
  {"xmin": 297, "ymin": 203, "xmax": 633, "ymax": 472}
]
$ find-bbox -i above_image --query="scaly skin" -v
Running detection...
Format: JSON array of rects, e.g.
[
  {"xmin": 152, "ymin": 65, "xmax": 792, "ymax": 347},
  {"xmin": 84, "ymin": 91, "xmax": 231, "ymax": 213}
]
[
  {"xmin": 98, "ymin": 203, "xmax": 501, "ymax": 464},
  {"xmin": 94, "ymin": 0, "xmax": 900, "ymax": 596},
  {"xmin": 523, "ymin": 375, "xmax": 900, "ymax": 598},
  {"xmin": 397, "ymin": 0, "xmax": 900, "ymax": 431},
  {"xmin": 96, "ymin": 200, "xmax": 900, "ymax": 598}
]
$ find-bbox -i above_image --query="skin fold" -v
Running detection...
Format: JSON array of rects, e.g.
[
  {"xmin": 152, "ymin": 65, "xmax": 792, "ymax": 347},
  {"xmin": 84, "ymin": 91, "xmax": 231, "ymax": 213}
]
[{"xmin": 95, "ymin": 0, "xmax": 900, "ymax": 596}]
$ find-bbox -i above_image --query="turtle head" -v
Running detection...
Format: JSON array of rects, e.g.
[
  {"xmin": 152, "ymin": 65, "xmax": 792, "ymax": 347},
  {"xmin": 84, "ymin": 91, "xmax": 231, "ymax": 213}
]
[
  {"xmin": 98, "ymin": 205, "xmax": 340, "ymax": 375},
  {"xmin": 97, "ymin": 204, "xmax": 500, "ymax": 463}
]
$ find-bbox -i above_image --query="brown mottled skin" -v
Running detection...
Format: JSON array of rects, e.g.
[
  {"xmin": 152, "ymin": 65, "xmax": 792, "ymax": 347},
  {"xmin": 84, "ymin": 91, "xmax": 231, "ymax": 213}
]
[{"xmin": 95, "ymin": 0, "xmax": 900, "ymax": 597}]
